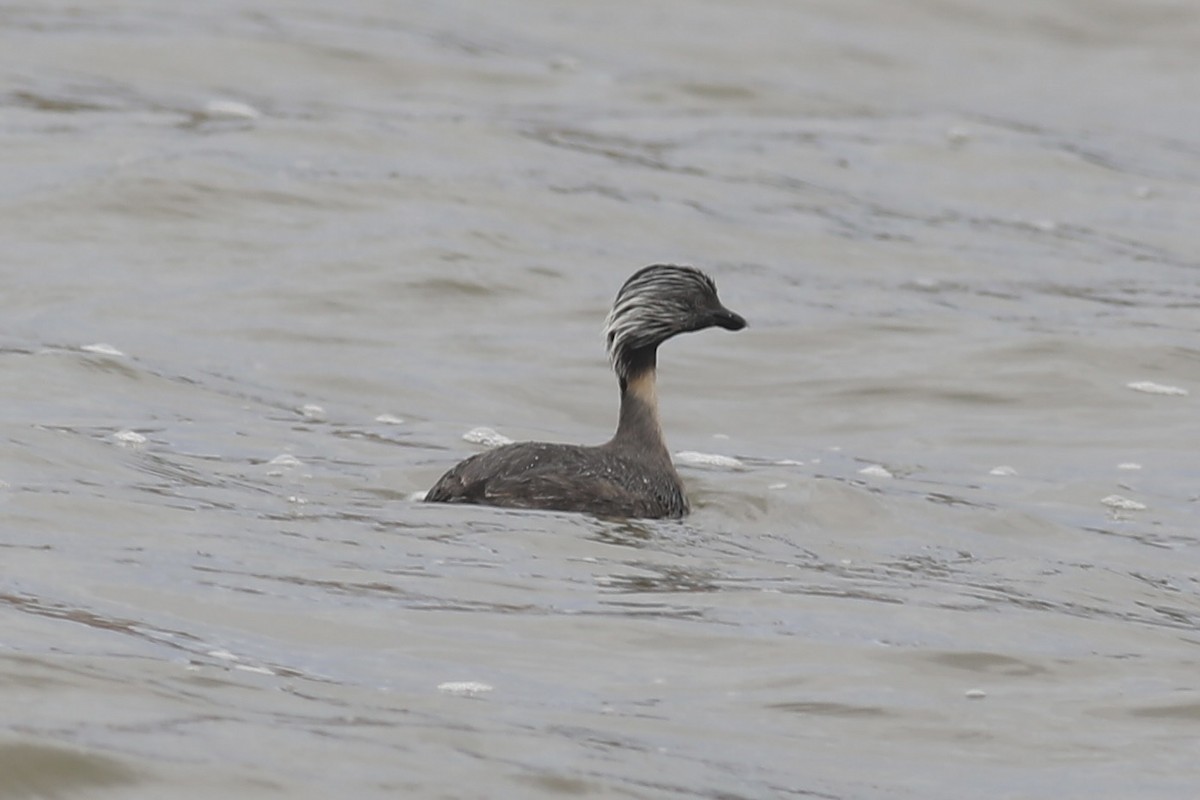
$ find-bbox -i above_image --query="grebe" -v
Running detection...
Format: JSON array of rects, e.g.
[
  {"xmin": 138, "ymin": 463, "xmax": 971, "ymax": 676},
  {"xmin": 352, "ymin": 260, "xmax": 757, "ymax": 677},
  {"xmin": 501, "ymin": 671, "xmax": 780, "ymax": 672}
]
[{"xmin": 425, "ymin": 264, "xmax": 745, "ymax": 518}]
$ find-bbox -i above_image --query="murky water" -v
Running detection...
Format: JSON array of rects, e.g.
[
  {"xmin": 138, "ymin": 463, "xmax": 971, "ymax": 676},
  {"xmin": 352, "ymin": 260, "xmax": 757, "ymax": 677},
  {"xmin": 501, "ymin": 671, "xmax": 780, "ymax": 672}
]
[{"xmin": 2, "ymin": 1, "xmax": 1199, "ymax": 797}]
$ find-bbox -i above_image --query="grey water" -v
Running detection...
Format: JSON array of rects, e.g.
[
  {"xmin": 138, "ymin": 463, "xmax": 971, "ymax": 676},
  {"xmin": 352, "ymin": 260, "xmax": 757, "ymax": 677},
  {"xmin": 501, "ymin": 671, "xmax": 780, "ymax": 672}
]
[{"xmin": 2, "ymin": 1, "xmax": 1199, "ymax": 798}]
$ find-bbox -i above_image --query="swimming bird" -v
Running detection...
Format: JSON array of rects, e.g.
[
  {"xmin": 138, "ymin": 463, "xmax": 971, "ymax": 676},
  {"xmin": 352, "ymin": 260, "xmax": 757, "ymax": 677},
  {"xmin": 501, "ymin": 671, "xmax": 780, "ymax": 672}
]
[{"xmin": 425, "ymin": 264, "xmax": 745, "ymax": 518}]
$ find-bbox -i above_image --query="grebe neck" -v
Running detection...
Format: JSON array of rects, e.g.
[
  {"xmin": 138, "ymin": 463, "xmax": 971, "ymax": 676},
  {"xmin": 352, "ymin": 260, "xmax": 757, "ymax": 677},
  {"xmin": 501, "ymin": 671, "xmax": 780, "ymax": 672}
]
[{"xmin": 611, "ymin": 348, "xmax": 669, "ymax": 459}]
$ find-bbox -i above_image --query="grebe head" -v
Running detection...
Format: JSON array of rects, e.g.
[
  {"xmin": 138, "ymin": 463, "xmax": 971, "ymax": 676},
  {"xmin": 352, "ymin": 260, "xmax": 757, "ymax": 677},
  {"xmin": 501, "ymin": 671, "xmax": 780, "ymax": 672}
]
[{"xmin": 603, "ymin": 264, "xmax": 745, "ymax": 380}]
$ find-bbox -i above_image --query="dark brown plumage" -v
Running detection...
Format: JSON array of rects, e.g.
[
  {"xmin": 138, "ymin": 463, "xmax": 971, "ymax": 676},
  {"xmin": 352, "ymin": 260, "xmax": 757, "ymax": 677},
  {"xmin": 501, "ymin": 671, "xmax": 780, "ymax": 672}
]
[{"xmin": 425, "ymin": 265, "xmax": 745, "ymax": 519}]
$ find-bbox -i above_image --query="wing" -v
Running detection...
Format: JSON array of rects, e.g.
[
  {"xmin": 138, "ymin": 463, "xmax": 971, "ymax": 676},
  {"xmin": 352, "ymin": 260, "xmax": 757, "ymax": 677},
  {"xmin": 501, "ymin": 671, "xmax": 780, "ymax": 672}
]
[{"xmin": 425, "ymin": 442, "xmax": 686, "ymax": 518}]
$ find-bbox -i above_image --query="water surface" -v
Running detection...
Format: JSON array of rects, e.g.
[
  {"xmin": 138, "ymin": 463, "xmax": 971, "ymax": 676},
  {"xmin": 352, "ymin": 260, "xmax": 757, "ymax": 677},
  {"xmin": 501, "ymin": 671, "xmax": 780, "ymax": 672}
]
[{"xmin": 2, "ymin": 1, "xmax": 1199, "ymax": 798}]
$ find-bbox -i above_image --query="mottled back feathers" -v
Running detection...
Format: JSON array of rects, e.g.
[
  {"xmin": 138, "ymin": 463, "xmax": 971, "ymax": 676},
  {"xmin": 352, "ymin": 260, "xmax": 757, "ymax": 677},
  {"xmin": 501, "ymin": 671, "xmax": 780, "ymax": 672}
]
[{"xmin": 424, "ymin": 441, "xmax": 689, "ymax": 518}]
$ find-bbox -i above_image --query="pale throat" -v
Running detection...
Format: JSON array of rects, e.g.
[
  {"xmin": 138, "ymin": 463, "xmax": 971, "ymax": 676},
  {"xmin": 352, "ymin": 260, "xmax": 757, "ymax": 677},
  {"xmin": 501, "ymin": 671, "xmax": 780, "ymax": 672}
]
[
  {"xmin": 614, "ymin": 365, "xmax": 668, "ymax": 452},
  {"xmin": 624, "ymin": 367, "xmax": 659, "ymax": 414}
]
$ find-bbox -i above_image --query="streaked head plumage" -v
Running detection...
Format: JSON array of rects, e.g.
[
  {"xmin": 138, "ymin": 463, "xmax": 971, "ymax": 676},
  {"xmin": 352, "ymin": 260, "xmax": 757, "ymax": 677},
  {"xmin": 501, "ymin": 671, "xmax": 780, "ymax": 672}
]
[{"xmin": 603, "ymin": 264, "xmax": 745, "ymax": 381}]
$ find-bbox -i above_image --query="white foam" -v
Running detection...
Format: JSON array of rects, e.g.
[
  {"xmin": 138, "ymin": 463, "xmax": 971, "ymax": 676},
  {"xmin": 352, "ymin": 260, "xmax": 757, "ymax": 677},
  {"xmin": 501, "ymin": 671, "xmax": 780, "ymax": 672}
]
[
  {"xmin": 375, "ymin": 413, "xmax": 405, "ymax": 425},
  {"xmin": 113, "ymin": 429, "xmax": 146, "ymax": 446},
  {"xmin": 268, "ymin": 454, "xmax": 302, "ymax": 467},
  {"xmin": 203, "ymin": 99, "xmax": 261, "ymax": 119},
  {"xmin": 945, "ymin": 125, "xmax": 971, "ymax": 144},
  {"xmin": 1117, "ymin": 463, "xmax": 1143, "ymax": 471},
  {"xmin": 858, "ymin": 465, "xmax": 893, "ymax": 479},
  {"xmin": 767, "ymin": 482, "xmax": 788, "ymax": 490},
  {"xmin": 463, "ymin": 427, "xmax": 514, "ymax": 447},
  {"xmin": 409, "ymin": 490, "xmax": 428, "ymax": 502},
  {"xmin": 989, "ymin": 465, "xmax": 1017, "ymax": 476},
  {"xmin": 775, "ymin": 459, "xmax": 805, "ymax": 466},
  {"xmin": 81, "ymin": 343, "xmax": 125, "ymax": 356},
  {"xmin": 234, "ymin": 664, "xmax": 275, "ymax": 676},
  {"xmin": 674, "ymin": 451, "xmax": 744, "ymax": 469},
  {"xmin": 1126, "ymin": 381, "xmax": 1188, "ymax": 396},
  {"xmin": 437, "ymin": 681, "xmax": 493, "ymax": 696},
  {"xmin": 1101, "ymin": 494, "xmax": 1146, "ymax": 511},
  {"xmin": 297, "ymin": 404, "xmax": 327, "ymax": 421}
]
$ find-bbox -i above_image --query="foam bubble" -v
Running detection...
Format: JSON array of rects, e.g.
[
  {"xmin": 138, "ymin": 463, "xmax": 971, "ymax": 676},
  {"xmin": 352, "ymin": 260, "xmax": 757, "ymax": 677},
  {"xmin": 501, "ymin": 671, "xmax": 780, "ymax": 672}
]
[
  {"xmin": 297, "ymin": 404, "xmax": 327, "ymax": 421},
  {"xmin": 203, "ymin": 99, "xmax": 261, "ymax": 119},
  {"xmin": 375, "ymin": 413, "xmax": 405, "ymax": 425},
  {"xmin": 989, "ymin": 465, "xmax": 1017, "ymax": 476},
  {"xmin": 1126, "ymin": 381, "xmax": 1188, "ymax": 396},
  {"xmin": 463, "ymin": 427, "xmax": 513, "ymax": 447},
  {"xmin": 81, "ymin": 343, "xmax": 125, "ymax": 356},
  {"xmin": 113, "ymin": 429, "xmax": 146, "ymax": 446},
  {"xmin": 1101, "ymin": 494, "xmax": 1146, "ymax": 511},
  {"xmin": 234, "ymin": 664, "xmax": 275, "ymax": 676},
  {"xmin": 674, "ymin": 451, "xmax": 744, "ymax": 469},
  {"xmin": 437, "ymin": 681, "xmax": 493, "ymax": 696},
  {"xmin": 858, "ymin": 465, "xmax": 893, "ymax": 479},
  {"xmin": 945, "ymin": 125, "xmax": 971, "ymax": 144}
]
